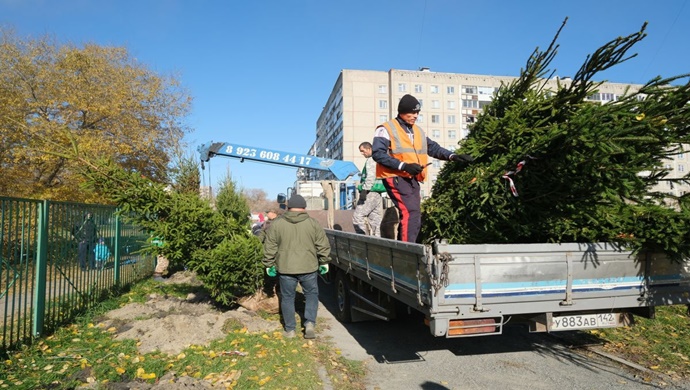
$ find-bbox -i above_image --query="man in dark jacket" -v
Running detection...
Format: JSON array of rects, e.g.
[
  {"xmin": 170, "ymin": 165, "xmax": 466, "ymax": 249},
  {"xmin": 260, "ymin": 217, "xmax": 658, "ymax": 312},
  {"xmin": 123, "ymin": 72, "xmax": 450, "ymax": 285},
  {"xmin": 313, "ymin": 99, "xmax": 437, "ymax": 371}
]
[
  {"xmin": 73, "ymin": 212, "xmax": 99, "ymax": 270},
  {"xmin": 256, "ymin": 208, "xmax": 280, "ymax": 243},
  {"xmin": 262, "ymin": 195, "xmax": 331, "ymax": 339}
]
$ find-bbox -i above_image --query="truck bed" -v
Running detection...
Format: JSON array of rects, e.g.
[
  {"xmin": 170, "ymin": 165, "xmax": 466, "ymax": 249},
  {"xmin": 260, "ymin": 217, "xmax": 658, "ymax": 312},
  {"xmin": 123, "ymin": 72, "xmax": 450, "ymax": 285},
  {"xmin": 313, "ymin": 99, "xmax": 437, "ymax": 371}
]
[{"xmin": 325, "ymin": 229, "xmax": 690, "ymax": 337}]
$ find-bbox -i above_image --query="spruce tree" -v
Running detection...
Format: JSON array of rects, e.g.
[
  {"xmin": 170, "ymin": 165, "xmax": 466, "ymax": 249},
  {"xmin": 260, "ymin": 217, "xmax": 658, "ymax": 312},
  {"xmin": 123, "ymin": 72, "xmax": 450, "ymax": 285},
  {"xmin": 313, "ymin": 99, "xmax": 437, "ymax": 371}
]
[{"xmin": 422, "ymin": 20, "xmax": 690, "ymax": 260}]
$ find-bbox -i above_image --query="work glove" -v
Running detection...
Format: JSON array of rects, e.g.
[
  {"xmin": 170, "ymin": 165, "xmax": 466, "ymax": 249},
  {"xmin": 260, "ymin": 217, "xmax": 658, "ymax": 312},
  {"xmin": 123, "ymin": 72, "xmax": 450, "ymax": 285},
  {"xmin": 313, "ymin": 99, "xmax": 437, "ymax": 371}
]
[
  {"xmin": 318, "ymin": 264, "xmax": 329, "ymax": 275},
  {"xmin": 266, "ymin": 266, "xmax": 277, "ymax": 277},
  {"xmin": 401, "ymin": 163, "xmax": 424, "ymax": 176},
  {"xmin": 449, "ymin": 153, "xmax": 475, "ymax": 163}
]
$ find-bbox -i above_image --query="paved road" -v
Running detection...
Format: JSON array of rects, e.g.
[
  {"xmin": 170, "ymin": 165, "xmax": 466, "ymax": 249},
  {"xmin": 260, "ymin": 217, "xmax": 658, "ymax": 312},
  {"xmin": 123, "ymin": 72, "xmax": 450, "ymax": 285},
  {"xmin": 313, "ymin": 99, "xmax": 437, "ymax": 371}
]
[{"xmin": 316, "ymin": 279, "xmax": 688, "ymax": 390}]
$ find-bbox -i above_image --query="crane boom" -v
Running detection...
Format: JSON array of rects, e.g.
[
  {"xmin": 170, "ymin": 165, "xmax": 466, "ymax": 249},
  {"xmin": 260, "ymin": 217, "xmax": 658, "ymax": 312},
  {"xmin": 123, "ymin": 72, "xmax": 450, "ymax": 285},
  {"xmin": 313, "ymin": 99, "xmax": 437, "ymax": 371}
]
[{"xmin": 198, "ymin": 141, "xmax": 359, "ymax": 180}]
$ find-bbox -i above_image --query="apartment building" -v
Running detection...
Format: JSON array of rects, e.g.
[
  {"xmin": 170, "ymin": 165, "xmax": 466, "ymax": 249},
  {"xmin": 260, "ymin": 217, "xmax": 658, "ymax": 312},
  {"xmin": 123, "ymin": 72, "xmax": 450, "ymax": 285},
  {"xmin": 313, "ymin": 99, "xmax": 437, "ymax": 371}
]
[{"xmin": 307, "ymin": 68, "xmax": 687, "ymax": 200}]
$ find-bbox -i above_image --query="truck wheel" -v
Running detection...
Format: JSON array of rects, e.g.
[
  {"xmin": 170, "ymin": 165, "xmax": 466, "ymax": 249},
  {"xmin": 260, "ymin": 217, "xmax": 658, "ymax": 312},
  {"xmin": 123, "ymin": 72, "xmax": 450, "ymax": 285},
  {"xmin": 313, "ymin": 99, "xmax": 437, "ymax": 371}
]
[{"xmin": 335, "ymin": 271, "xmax": 352, "ymax": 322}]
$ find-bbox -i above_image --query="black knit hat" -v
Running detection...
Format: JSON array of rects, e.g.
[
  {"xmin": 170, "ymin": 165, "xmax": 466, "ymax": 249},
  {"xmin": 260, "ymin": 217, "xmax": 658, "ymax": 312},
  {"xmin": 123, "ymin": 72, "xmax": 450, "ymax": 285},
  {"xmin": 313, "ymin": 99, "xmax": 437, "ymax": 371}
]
[
  {"xmin": 398, "ymin": 94, "xmax": 421, "ymax": 113},
  {"xmin": 287, "ymin": 195, "xmax": 307, "ymax": 209}
]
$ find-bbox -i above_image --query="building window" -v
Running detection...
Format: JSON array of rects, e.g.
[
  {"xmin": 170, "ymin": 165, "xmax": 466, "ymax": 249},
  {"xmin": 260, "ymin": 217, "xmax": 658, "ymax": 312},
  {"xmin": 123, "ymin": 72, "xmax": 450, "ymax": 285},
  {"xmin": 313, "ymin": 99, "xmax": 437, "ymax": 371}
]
[
  {"xmin": 448, "ymin": 130, "xmax": 457, "ymax": 139},
  {"xmin": 379, "ymin": 115, "xmax": 388, "ymax": 123},
  {"xmin": 378, "ymin": 85, "xmax": 387, "ymax": 93},
  {"xmin": 679, "ymin": 153, "xmax": 685, "ymax": 160},
  {"xmin": 478, "ymin": 86, "xmax": 494, "ymax": 95},
  {"xmin": 418, "ymin": 99, "xmax": 424, "ymax": 108},
  {"xmin": 462, "ymin": 99, "xmax": 479, "ymax": 109},
  {"xmin": 447, "ymin": 100, "xmax": 456, "ymax": 110},
  {"xmin": 601, "ymin": 93, "xmax": 615, "ymax": 101},
  {"xmin": 379, "ymin": 100, "xmax": 388, "ymax": 109},
  {"xmin": 432, "ymin": 160, "xmax": 440, "ymax": 168},
  {"xmin": 679, "ymin": 164, "xmax": 685, "ymax": 172},
  {"xmin": 464, "ymin": 86, "xmax": 477, "ymax": 94},
  {"xmin": 432, "ymin": 129, "xmax": 440, "ymax": 138},
  {"xmin": 417, "ymin": 114, "xmax": 424, "ymax": 123},
  {"xmin": 447, "ymin": 86, "xmax": 455, "ymax": 94},
  {"xmin": 430, "ymin": 85, "xmax": 439, "ymax": 94},
  {"xmin": 415, "ymin": 84, "xmax": 423, "ymax": 93},
  {"xmin": 431, "ymin": 100, "xmax": 440, "ymax": 109},
  {"xmin": 431, "ymin": 115, "xmax": 440, "ymax": 124},
  {"xmin": 479, "ymin": 101, "xmax": 491, "ymax": 109},
  {"xmin": 398, "ymin": 83, "xmax": 407, "ymax": 92},
  {"xmin": 447, "ymin": 115, "xmax": 456, "ymax": 124}
]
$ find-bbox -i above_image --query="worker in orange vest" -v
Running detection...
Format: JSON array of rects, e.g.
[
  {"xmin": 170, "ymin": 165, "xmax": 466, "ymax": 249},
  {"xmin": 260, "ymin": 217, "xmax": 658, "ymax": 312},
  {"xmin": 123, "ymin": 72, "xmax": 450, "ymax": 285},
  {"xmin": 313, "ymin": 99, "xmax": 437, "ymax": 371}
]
[{"xmin": 372, "ymin": 94, "xmax": 474, "ymax": 243}]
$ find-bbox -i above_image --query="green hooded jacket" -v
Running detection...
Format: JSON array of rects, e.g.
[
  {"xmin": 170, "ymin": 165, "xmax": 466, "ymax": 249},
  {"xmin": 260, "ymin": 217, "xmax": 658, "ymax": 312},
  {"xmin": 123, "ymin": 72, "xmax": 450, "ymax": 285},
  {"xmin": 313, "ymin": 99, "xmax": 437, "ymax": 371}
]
[{"xmin": 262, "ymin": 211, "xmax": 331, "ymax": 274}]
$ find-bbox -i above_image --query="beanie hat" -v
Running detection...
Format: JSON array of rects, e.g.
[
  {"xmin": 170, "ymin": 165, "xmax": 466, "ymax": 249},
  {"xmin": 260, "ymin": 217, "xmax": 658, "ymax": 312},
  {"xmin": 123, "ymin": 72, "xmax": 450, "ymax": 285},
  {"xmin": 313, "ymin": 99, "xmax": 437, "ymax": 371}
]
[
  {"xmin": 287, "ymin": 195, "xmax": 307, "ymax": 209},
  {"xmin": 398, "ymin": 94, "xmax": 421, "ymax": 113}
]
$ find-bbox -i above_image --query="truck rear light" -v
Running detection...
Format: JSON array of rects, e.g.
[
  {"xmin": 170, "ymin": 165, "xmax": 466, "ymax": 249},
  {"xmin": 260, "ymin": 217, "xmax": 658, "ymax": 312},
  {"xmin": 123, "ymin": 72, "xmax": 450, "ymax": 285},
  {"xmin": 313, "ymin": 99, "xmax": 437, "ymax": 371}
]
[{"xmin": 448, "ymin": 318, "xmax": 499, "ymax": 336}]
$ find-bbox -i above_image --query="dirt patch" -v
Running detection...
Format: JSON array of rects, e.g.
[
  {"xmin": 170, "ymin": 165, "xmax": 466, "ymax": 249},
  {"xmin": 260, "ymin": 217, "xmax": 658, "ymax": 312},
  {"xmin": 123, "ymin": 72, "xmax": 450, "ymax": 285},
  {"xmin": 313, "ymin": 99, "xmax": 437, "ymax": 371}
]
[{"xmin": 80, "ymin": 272, "xmax": 282, "ymax": 389}]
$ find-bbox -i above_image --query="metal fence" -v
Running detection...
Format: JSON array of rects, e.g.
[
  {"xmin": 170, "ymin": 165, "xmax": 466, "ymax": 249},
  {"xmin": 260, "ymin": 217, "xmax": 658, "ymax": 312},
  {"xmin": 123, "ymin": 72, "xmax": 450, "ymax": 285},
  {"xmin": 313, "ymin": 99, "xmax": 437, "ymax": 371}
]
[{"xmin": 0, "ymin": 197, "xmax": 156, "ymax": 353}]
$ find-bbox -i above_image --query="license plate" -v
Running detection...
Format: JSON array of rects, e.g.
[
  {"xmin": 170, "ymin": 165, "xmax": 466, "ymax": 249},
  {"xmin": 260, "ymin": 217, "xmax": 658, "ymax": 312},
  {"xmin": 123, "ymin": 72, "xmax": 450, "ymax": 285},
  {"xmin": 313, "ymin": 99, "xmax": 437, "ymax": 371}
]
[{"xmin": 550, "ymin": 313, "xmax": 619, "ymax": 331}]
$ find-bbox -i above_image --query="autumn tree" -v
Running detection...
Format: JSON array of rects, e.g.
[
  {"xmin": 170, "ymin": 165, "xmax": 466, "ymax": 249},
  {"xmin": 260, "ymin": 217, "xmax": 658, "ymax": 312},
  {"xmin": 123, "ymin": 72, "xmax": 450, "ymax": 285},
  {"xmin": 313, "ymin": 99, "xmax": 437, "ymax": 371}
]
[
  {"xmin": 0, "ymin": 28, "xmax": 191, "ymax": 202},
  {"xmin": 243, "ymin": 188, "xmax": 281, "ymax": 214}
]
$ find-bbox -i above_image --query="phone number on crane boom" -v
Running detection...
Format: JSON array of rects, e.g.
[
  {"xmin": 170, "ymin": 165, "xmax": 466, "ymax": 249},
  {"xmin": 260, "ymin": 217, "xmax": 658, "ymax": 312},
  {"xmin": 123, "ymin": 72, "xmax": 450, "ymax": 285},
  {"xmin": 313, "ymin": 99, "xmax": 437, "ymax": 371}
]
[{"xmin": 223, "ymin": 144, "xmax": 314, "ymax": 165}]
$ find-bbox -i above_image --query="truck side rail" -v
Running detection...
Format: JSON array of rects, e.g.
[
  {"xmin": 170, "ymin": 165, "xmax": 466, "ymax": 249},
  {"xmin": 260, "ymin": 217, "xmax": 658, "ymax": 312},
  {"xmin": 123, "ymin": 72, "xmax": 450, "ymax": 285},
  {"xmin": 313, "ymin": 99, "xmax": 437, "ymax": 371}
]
[
  {"xmin": 326, "ymin": 231, "xmax": 690, "ymax": 337},
  {"xmin": 325, "ymin": 229, "xmax": 433, "ymax": 312},
  {"xmin": 433, "ymin": 241, "xmax": 690, "ymax": 316}
]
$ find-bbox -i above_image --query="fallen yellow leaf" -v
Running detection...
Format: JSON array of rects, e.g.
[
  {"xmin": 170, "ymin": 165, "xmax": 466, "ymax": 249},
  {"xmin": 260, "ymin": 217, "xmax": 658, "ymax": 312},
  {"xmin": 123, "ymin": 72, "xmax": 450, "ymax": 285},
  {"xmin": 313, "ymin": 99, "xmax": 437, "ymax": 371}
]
[{"xmin": 258, "ymin": 376, "xmax": 272, "ymax": 385}]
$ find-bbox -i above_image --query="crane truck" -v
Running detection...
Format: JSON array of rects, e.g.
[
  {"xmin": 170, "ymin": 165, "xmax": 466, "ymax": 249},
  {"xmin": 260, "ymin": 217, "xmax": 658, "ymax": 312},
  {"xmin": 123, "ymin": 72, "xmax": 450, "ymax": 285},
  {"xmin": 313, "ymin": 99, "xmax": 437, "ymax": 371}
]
[{"xmin": 199, "ymin": 141, "xmax": 690, "ymax": 338}]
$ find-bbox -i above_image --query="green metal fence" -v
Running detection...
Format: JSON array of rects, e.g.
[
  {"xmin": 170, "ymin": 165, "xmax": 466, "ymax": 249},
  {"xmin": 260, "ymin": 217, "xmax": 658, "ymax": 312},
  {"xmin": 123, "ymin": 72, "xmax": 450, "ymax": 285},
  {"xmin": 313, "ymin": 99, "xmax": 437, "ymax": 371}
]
[{"xmin": 0, "ymin": 197, "xmax": 156, "ymax": 353}]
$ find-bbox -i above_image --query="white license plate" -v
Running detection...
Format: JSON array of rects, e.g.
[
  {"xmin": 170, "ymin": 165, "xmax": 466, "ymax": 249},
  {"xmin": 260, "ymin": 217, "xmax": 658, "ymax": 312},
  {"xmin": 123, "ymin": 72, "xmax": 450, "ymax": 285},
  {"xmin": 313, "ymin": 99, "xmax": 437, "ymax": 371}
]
[{"xmin": 550, "ymin": 313, "xmax": 619, "ymax": 331}]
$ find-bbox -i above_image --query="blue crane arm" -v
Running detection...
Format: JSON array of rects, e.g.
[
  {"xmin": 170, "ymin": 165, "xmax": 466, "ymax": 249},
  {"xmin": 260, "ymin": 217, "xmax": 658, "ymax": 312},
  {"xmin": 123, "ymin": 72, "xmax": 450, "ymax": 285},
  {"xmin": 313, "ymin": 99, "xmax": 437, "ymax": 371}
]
[{"xmin": 197, "ymin": 141, "xmax": 360, "ymax": 181}]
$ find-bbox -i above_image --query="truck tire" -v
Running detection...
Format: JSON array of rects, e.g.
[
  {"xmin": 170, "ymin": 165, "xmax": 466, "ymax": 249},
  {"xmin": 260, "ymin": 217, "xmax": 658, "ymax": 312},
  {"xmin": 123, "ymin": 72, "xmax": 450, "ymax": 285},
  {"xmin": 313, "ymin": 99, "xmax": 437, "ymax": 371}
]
[{"xmin": 335, "ymin": 270, "xmax": 353, "ymax": 322}]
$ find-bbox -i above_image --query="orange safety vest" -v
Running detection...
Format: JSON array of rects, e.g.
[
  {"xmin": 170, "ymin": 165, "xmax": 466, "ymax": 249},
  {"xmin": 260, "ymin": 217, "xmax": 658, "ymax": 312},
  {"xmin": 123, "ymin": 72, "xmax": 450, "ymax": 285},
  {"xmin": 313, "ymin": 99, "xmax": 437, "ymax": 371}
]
[{"xmin": 376, "ymin": 120, "xmax": 429, "ymax": 181}]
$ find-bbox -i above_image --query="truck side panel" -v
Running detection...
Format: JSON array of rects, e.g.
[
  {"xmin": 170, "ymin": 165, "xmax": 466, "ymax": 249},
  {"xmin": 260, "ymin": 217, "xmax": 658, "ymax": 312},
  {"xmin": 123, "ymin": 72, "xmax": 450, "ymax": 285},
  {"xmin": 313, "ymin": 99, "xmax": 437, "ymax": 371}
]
[
  {"xmin": 327, "ymin": 230, "xmax": 430, "ymax": 312},
  {"xmin": 326, "ymin": 230, "xmax": 690, "ymax": 337}
]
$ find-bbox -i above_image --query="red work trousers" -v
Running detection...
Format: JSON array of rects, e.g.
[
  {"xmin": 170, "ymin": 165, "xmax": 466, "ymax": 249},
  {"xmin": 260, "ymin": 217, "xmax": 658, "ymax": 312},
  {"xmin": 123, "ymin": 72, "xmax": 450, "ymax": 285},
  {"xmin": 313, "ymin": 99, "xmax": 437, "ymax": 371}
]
[{"xmin": 382, "ymin": 176, "xmax": 421, "ymax": 243}]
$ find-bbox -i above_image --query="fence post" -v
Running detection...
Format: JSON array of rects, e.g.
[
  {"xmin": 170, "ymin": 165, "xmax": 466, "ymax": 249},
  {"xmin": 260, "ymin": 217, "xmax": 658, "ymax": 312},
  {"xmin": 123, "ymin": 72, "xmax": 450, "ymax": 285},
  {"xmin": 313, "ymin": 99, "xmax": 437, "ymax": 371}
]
[
  {"xmin": 32, "ymin": 199, "xmax": 49, "ymax": 337},
  {"xmin": 114, "ymin": 213, "xmax": 121, "ymax": 285}
]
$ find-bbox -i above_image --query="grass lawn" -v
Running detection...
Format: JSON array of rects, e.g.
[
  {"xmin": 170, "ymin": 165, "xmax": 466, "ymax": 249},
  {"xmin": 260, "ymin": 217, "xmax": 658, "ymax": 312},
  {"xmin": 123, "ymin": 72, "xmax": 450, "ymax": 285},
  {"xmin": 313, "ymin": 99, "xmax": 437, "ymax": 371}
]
[
  {"xmin": 0, "ymin": 279, "xmax": 367, "ymax": 390},
  {"xmin": 589, "ymin": 305, "xmax": 690, "ymax": 381}
]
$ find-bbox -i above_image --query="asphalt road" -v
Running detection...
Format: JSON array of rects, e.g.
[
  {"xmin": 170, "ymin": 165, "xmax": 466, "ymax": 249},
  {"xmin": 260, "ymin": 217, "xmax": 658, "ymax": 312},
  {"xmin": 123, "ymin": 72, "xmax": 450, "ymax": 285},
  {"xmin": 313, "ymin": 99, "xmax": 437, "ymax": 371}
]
[{"xmin": 316, "ymin": 278, "xmax": 688, "ymax": 390}]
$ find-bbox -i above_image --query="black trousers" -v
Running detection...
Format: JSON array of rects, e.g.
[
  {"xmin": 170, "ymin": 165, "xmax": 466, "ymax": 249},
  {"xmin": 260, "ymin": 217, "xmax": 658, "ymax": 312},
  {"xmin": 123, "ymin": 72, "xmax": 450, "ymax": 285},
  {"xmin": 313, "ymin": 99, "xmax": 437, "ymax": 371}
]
[
  {"xmin": 382, "ymin": 176, "xmax": 421, "ymax": 243},
  {"xmin": 78, "ymin": 241, "xmax": 95, "ymax": 270}
]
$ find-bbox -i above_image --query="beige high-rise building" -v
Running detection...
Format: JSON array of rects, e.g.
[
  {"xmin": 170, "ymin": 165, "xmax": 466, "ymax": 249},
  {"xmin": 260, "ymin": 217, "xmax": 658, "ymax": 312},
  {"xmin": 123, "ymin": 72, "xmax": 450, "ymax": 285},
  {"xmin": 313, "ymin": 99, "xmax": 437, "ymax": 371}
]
[{"xmin": 307, "ymin": 68, "xmax": 688, "ymax": 201}]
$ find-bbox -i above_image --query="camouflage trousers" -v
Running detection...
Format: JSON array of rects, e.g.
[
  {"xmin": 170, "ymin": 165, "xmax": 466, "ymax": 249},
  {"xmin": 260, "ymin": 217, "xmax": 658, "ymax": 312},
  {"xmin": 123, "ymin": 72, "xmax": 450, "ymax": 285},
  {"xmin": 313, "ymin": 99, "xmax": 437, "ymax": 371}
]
[
  {"xmin": 154, "ymin": 254, "xmax": 169, "ymax": 277},
  {"xmin": 353, "ymin": 191, "xmax": 383, "ymax": 237}
]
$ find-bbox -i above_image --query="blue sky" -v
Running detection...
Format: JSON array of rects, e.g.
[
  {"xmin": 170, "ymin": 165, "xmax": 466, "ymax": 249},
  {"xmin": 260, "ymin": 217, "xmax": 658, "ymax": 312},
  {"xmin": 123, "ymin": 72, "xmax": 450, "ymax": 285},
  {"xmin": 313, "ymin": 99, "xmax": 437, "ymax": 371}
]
[{"xmin": 2, "ymin": 0, "xmax": 688, "ymax": 200}]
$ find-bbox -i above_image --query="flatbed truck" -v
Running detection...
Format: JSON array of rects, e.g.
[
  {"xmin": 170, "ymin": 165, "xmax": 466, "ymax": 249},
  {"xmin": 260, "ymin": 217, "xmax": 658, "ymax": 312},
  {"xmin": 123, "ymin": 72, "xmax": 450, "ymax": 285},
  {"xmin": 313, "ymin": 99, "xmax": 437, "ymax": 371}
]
[
  {"xmin": 197, "ymin": 140, "xmax": 690, "ymax": 337},
  {"xmin": 325, "ymin": 229, "xmax": 690, "ymax": 337}
]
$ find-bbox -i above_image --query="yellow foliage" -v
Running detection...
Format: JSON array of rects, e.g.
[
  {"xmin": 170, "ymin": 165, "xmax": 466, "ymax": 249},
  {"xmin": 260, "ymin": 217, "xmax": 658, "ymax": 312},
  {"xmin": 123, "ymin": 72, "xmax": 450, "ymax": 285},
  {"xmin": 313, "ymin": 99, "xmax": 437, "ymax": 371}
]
[
  {"xmin": 135, "ymin": 367, "xmax": 156, "ymax": 380},
  {"xmin": 0, "ymin": 29, "xmax": 191, "ymax": 201}
]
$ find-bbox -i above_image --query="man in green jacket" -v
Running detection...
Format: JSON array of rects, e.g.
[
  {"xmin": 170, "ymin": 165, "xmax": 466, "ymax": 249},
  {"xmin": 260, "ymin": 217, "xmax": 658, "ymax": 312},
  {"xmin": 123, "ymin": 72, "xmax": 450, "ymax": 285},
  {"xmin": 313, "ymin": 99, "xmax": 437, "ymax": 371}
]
[{"xmin": 262, "ymin": 195, "xmax": 331, "ymax": 339}]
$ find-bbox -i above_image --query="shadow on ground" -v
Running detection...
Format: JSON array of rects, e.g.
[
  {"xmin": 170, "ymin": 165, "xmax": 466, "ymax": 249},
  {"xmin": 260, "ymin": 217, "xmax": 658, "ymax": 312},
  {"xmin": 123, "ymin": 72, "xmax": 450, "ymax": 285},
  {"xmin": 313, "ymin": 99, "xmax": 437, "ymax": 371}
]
[{"xmin": 316, "ymin": 277, "xmax": 605, "ymax": 365}]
